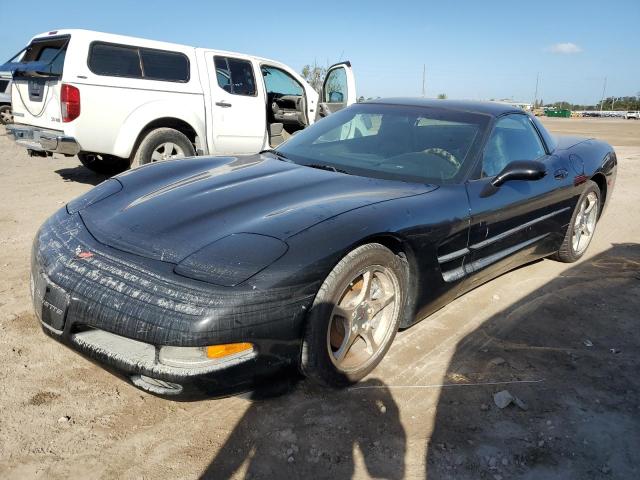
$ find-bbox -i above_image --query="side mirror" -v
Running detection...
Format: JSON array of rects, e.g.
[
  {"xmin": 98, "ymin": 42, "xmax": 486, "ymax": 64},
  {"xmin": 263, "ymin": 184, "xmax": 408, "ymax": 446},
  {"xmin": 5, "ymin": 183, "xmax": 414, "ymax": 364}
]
[{"xmin": 481, "ymin": 160, "xmax": 546, "ymax": 197}]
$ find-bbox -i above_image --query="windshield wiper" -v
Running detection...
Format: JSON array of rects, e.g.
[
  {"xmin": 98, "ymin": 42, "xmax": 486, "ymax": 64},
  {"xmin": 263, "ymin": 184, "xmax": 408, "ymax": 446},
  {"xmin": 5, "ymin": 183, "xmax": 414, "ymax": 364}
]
[
  {"xmin": 305, "ymin": 164, "xmax": 350, "ymax": 175},
  {"xmin": 260, "ymin": 149, "xmax": 291, "ymax": 162}
]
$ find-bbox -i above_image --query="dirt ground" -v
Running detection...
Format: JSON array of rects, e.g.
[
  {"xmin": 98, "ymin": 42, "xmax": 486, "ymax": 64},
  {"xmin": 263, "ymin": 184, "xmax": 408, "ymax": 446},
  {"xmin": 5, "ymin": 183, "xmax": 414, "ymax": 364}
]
[{"xmin": 0, "ymin": 117, "xmax": 639, "ymax": 479}]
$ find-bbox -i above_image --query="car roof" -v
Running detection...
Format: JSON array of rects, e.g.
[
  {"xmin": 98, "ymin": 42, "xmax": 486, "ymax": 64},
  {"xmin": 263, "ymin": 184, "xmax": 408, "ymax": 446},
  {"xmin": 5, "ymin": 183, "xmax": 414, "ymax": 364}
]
[{"xmin": 368, "ymin": 97, "xmax": 524, "ymax": 117}]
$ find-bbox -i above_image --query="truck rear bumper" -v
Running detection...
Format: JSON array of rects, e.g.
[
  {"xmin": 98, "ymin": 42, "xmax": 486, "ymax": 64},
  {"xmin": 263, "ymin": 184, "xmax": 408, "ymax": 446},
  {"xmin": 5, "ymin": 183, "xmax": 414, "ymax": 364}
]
[{"xmin": 7, "ymin": 123, "xmax": 80, "ymax": 156}]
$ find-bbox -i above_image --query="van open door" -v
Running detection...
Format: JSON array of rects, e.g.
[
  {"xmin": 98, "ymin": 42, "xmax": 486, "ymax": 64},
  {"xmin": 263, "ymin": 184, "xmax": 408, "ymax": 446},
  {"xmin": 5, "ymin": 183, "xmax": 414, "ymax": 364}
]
[{"xmin": 316, "ymin": 61, "xmax": 356, "ymax": 119}]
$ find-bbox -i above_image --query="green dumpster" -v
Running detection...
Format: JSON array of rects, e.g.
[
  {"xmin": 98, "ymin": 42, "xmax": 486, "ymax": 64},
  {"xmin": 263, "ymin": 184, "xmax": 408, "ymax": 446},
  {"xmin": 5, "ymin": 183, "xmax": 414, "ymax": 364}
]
[{"xmin": 544, "ymin": 108, "xmax": 571, "ymax": 118}]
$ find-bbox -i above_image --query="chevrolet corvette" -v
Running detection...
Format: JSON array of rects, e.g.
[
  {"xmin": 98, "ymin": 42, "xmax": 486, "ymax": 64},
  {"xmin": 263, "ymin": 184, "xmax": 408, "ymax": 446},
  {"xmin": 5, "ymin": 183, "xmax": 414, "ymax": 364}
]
[{"xmin": 31, "ymin": 99, "xmax": 617, "ymax": 396}]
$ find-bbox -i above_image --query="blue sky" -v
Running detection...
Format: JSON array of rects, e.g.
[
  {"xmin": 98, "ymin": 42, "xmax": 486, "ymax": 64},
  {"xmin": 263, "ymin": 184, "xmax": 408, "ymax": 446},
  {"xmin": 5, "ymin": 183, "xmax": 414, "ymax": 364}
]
[{"xmin": 1, "ymin": 0, "xmax": 638, "ymax": 104}]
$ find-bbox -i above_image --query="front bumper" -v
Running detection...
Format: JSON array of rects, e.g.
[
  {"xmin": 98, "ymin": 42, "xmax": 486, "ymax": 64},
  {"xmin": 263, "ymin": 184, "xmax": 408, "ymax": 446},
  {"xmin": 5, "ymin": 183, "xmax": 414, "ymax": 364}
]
[
  {"xmin": 7, "ymin": 123, "xmax": 80, "ymax": 155},
  {"xmin": 32, "ymin": 209, "xmax": 315, "ymax": 397}
]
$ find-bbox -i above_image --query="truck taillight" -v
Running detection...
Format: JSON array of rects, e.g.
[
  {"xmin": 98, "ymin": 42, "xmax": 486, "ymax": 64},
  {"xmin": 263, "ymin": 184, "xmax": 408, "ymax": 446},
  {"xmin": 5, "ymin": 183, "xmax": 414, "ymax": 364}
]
[{"xmin": 61, "ymin": 84, "xmax": 80, "ymax": 122}]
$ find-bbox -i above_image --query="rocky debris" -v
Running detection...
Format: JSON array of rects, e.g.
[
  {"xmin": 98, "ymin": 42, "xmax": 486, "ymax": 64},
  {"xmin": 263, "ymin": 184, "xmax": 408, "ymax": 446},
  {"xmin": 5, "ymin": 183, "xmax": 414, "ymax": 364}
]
[
  {"xmin": 583, "ymin": 339, "xmax": 594, "ymax": 347},
  {"xmin": 488, "ymin": 357, "xmax": 506, "ymax": 367},
  {"xmin": 493, "ymin": 390, "xmax": 528, "ymax": 410},
  {"xmin": 480, "ymin": 403, "xmax": 490, "ymax": 411},
  {"xmin": 57, "ymin": 415, "xmax": 70, "ymax": 423}
]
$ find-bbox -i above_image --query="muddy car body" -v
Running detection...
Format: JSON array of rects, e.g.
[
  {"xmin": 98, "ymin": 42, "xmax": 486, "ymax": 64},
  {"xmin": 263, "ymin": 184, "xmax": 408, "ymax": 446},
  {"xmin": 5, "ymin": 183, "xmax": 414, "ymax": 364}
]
[{"xmin": 31, "ymin": 99, "xmax": 617, "ymax": 396}]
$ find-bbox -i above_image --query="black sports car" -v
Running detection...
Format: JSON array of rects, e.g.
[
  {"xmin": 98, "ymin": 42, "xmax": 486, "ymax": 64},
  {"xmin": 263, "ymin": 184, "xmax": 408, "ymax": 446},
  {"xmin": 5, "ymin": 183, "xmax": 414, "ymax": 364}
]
[{"xmin": 31, "ymin": 99, "xmax": 616, "ymax": 396}]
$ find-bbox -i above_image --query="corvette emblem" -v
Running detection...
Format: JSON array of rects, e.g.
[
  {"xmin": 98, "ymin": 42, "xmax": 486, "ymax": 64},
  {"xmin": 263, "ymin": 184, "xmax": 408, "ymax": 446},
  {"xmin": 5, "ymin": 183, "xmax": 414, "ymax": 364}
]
[{"xmin": 75, "ymin": 246, "xmax": 94, "ymax": 259}]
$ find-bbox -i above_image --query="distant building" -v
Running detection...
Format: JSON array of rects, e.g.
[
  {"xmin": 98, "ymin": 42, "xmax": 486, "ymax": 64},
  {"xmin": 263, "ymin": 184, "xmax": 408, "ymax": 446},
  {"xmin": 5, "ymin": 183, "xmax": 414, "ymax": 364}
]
[{"xmin": 492, "ymin": 99, "xmax": 533, "ymax": 111}]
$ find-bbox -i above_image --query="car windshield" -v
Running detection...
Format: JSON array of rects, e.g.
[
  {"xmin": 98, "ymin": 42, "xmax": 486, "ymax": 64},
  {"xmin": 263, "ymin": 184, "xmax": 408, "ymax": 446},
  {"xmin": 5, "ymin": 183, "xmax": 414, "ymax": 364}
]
[{"xmin": 277, "ymin": 103, "xmax": 490, "ymax": 184}]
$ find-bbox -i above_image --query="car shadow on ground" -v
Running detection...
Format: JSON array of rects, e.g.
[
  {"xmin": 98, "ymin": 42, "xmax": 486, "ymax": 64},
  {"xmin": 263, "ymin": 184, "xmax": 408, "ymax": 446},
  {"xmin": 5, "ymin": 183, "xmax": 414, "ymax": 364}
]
[
  {"xmin": 425, "ymin": 243, "xmax": 640, "ymax": 479},
  {"xmin": 55, "ymin": 165, "xmax": 107, "ymax": 185},
  {"xmin": 200, "ymin": 380, "xmax": 406, "ymax": 479}
]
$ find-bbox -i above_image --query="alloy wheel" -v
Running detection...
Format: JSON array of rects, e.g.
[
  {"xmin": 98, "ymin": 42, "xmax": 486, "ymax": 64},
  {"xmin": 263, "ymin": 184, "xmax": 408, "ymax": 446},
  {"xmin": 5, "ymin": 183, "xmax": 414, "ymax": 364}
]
[
  {"xmin": 572, "ymin": 191, "xmax": 599, "ymax": 255},
  {"xmin": 327, "ymin": 265, "xmax": 400, "ymax": 372},
  {"xmin": 151, "ymin": 142, "xmax": 186, "ymax": 162}
]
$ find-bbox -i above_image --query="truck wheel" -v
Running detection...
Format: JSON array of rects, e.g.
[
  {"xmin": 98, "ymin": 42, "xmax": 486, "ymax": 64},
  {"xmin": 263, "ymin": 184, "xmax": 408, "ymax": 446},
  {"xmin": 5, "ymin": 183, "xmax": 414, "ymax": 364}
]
[
  {"xmin": 131, "ymin": 128, "xmax": 195, "ymax": 168},
  {"xmin": 0, "ymin": 105, "xmax": 12, "ymax": 125},
  {"xmin": 78, "ymin": 153, "xmax": 128, "ymax": 175}
]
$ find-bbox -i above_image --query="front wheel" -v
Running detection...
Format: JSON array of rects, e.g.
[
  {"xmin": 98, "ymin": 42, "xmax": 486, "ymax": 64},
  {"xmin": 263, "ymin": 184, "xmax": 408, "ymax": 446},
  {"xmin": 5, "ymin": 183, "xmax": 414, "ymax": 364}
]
[
  {"xmin": 554, "ymin": 180, "xmax": 601, "ymax": 263},
  {"xmin": 301, "ymin": 243, "xmax": 407, "ymax": 387}
]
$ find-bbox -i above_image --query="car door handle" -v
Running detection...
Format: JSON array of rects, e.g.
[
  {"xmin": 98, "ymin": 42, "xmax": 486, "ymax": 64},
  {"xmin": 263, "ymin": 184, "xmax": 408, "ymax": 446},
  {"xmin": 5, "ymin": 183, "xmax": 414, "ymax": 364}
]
[
  {"xmin": 215, "ymin": 101, "xmax": 232, "ymax": 108},
  {"xmin": 554, "ymin": 168, "xmax": 569, "ymax": 180}
]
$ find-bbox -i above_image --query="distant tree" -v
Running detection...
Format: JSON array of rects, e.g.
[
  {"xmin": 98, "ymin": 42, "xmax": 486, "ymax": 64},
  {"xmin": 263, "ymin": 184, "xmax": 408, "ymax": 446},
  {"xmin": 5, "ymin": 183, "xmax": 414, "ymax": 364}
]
[
  {"xmin": 301, "ymin": 65, "xmax": 326, "ymax": 93},
  {"xmin": 437, "ymin": 93, "xmax": 447, "ymax": 99}
]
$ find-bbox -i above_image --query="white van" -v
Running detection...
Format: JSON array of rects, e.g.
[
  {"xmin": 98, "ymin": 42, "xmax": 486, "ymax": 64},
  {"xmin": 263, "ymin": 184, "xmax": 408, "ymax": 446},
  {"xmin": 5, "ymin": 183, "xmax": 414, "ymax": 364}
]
[{"xmin": 3, "ymin": 29, "xmax": 356, "ymax": 173}]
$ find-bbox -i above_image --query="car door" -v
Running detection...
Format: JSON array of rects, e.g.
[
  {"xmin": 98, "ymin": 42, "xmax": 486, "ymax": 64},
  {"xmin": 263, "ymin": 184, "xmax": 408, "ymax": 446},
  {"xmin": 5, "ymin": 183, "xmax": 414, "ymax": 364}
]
[
  {"xmin": 206, "ymin": 54, "xmax": 266, "ymax": 154},
  {"xmin": 316, "ymin": 61, "xmax": 357, "ymax": 119},
  {"xmin": 463, "ymin": 113, "xmax": 574, "ymax": 287}
]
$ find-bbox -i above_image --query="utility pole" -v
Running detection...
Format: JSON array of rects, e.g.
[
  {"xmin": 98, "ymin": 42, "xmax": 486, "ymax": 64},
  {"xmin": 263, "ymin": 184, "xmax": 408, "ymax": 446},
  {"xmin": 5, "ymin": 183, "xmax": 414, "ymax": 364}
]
[
  {"xmin": 611, "ymin": 97, "xmax": 616, "ymax": 110},
  {"xmin": 599, "ymin": 77, "xmax": 607, "ymax": 113},
  {"xmin": 533, "ymin": 72, "xmax": 539, "ymax": 108},
  {"xmin": 422, "ymin": 64, "xmax": 426, "ymax": 97}
]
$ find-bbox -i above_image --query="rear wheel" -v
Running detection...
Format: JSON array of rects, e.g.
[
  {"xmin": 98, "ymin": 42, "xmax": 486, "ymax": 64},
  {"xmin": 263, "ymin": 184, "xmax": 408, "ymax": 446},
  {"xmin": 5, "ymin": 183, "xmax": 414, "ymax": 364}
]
[
  {"xmin": 554, "ymin": 180, "xmax": 600, "ymax": 263},
  {"xmin": 131, "ymin": 128, "xmax": 195, "ymax": 168},
  {"xmin": 78, "ymin": 153, "xmax": 128, "ymax": 175},
  {"xmin": 301, "ymin": 243, "xmax": 407, "ymax": 387},
  {"xmin": 0, "ymin": 105, "xmax": 12, "ymax": 125}
]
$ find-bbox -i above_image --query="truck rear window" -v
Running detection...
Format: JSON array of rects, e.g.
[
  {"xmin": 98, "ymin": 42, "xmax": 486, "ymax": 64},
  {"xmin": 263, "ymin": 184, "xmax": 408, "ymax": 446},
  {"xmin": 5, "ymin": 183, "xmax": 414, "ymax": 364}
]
[
  {"xmin": 88, "ymin": 42, "xmax": 190, "ymax": 82},
  {"xmin": 14, "ymin": 35, "xmax": 69, "ymax": 77}
]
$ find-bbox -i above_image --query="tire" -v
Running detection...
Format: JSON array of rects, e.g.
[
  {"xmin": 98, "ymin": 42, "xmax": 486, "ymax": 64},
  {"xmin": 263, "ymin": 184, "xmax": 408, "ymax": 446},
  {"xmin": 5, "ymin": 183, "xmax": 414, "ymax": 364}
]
[
  {"xmin": 131, "ymin": 128, "xmax": 195, "ymax": 168},
  {"xmin": 0, "ymin": 105, "xmax": 12, "ymax": 125},
  {"xmin": 78, "ymin": 152, "xmax": 128, "ymax": 176},
  {"xmin": 301, "ymin": 243, "xmax": 407, "ymax": 387},
  {"xmin": 554, "ymin": 180, "xmax": 601, "ymax": 263}
]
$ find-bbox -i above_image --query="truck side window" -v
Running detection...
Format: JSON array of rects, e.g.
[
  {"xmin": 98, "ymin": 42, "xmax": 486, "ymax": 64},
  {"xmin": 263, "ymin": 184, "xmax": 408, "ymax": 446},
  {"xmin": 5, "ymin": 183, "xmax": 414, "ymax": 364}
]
[
  {"xmin": 214, "ymin": 56, "xmax": 256, "ymax": 96},
  {"xmin": 261, "ymin": 66, "xmax": 304, "ymax": 96},
  {"xmin": 89, "ymin": 43, "xmax": 142, "ymax": 78},
  {"xmin": 140, "ymin": 49, "xmax": 189, "ymax": 82},
  {"xmin": 88, "ymin": 42, "xmax": 190, "ymax": 82}
]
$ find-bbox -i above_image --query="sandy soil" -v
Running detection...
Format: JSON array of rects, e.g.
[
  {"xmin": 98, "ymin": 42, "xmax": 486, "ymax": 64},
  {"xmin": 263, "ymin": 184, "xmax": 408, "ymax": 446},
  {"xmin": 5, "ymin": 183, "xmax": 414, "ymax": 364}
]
[{"xmin": 0, "ymin": 118, "xmax": 639, "ymax": 479}]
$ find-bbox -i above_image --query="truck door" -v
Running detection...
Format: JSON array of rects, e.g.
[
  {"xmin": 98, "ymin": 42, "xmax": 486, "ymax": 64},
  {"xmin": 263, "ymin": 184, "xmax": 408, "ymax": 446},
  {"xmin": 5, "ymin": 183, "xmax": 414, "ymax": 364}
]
[
  {"xmin": 316, "ymin": 61, "xmax": 357, "ymax": 119},
  {"xmin": 205, "ymin": 53, "xmax": 266, "ymax": 154}
]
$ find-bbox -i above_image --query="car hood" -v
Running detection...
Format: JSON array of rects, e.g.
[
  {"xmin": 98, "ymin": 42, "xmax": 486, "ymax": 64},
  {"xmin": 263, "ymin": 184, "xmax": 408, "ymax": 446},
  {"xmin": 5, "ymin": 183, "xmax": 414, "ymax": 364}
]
[{"xmin": 79, "ymin": 155, "xmax": 435, "ymax": 263}]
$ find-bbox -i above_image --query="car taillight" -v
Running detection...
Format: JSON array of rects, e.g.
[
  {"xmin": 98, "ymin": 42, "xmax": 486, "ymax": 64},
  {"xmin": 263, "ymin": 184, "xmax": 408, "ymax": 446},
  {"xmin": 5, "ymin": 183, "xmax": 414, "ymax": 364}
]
[{"xmin": 61, "ymin": 83, "xmax": 80, "ymax": 122}]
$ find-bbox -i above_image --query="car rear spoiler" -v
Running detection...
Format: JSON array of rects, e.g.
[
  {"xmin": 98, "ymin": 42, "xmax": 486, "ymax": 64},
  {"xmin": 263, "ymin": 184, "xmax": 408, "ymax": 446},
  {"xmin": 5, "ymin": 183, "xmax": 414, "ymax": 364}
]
[{"xmin": 0, "ymin": 36, "xmax": 69, "ymax": 78}]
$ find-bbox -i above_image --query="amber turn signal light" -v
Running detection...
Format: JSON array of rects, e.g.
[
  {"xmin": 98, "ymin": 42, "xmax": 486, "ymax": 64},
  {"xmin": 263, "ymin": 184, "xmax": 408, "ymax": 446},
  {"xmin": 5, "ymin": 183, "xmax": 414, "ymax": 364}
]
[{"xmin": 206, "ymin": 342, "xmax": 253, "ymax": 359}]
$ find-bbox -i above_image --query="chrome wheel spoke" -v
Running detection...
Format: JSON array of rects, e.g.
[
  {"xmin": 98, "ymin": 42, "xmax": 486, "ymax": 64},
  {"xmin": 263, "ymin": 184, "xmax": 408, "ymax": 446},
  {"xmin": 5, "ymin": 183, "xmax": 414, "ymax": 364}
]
[
  {"xmin": 334, "ymin": 326, "xmax": 357, "ymax": 363},
  {"xmin": 369, "ymin": 292, "xmax": 395, "ymax": 319},
  {"xmin": 352, "ymin": 269, "xmax": 373, "ymax": 304},
  {"xmin": 362, "ymin": 329, "xmax": 378, "ymax": 355},
  {"xmin": 151, "ymin": 150, "xmax": 163, "ymax": 162},
  {"xmin": 332, "ymin": 304, "xmax": 354, "ymax": 321}
]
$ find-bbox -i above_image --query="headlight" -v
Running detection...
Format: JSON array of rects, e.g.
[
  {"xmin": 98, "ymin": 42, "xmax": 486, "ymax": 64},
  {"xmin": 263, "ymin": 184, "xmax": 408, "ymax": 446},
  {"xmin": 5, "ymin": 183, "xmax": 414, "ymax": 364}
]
[
  {"xmin": 174, "ymin": 233, "xmax": 288, "ymax": 286},
  {"xmin": 159, "ymin": 342, "xmax": 254, "ymax": 368},
  {"xmin": 66, "ymin": 178, "xmax": 123, "ymax": 214}
]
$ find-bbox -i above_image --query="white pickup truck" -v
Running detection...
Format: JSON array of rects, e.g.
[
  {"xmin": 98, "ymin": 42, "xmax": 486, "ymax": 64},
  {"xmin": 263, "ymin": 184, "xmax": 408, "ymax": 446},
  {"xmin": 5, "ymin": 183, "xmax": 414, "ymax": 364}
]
[{"xmin": 3, "ymin": 29, "xmax": 356, "ymax": 173}]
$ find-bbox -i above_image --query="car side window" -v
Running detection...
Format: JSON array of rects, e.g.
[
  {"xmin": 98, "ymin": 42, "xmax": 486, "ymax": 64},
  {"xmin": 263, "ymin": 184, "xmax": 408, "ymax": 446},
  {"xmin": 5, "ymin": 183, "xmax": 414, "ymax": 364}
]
[
  {"xmin": 214, "ymin": 56, "xmax": 256, "ymax": 96},
  {"xmin": 482, "ymin": 114, "xmax": 546, "ymax": 177}
]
